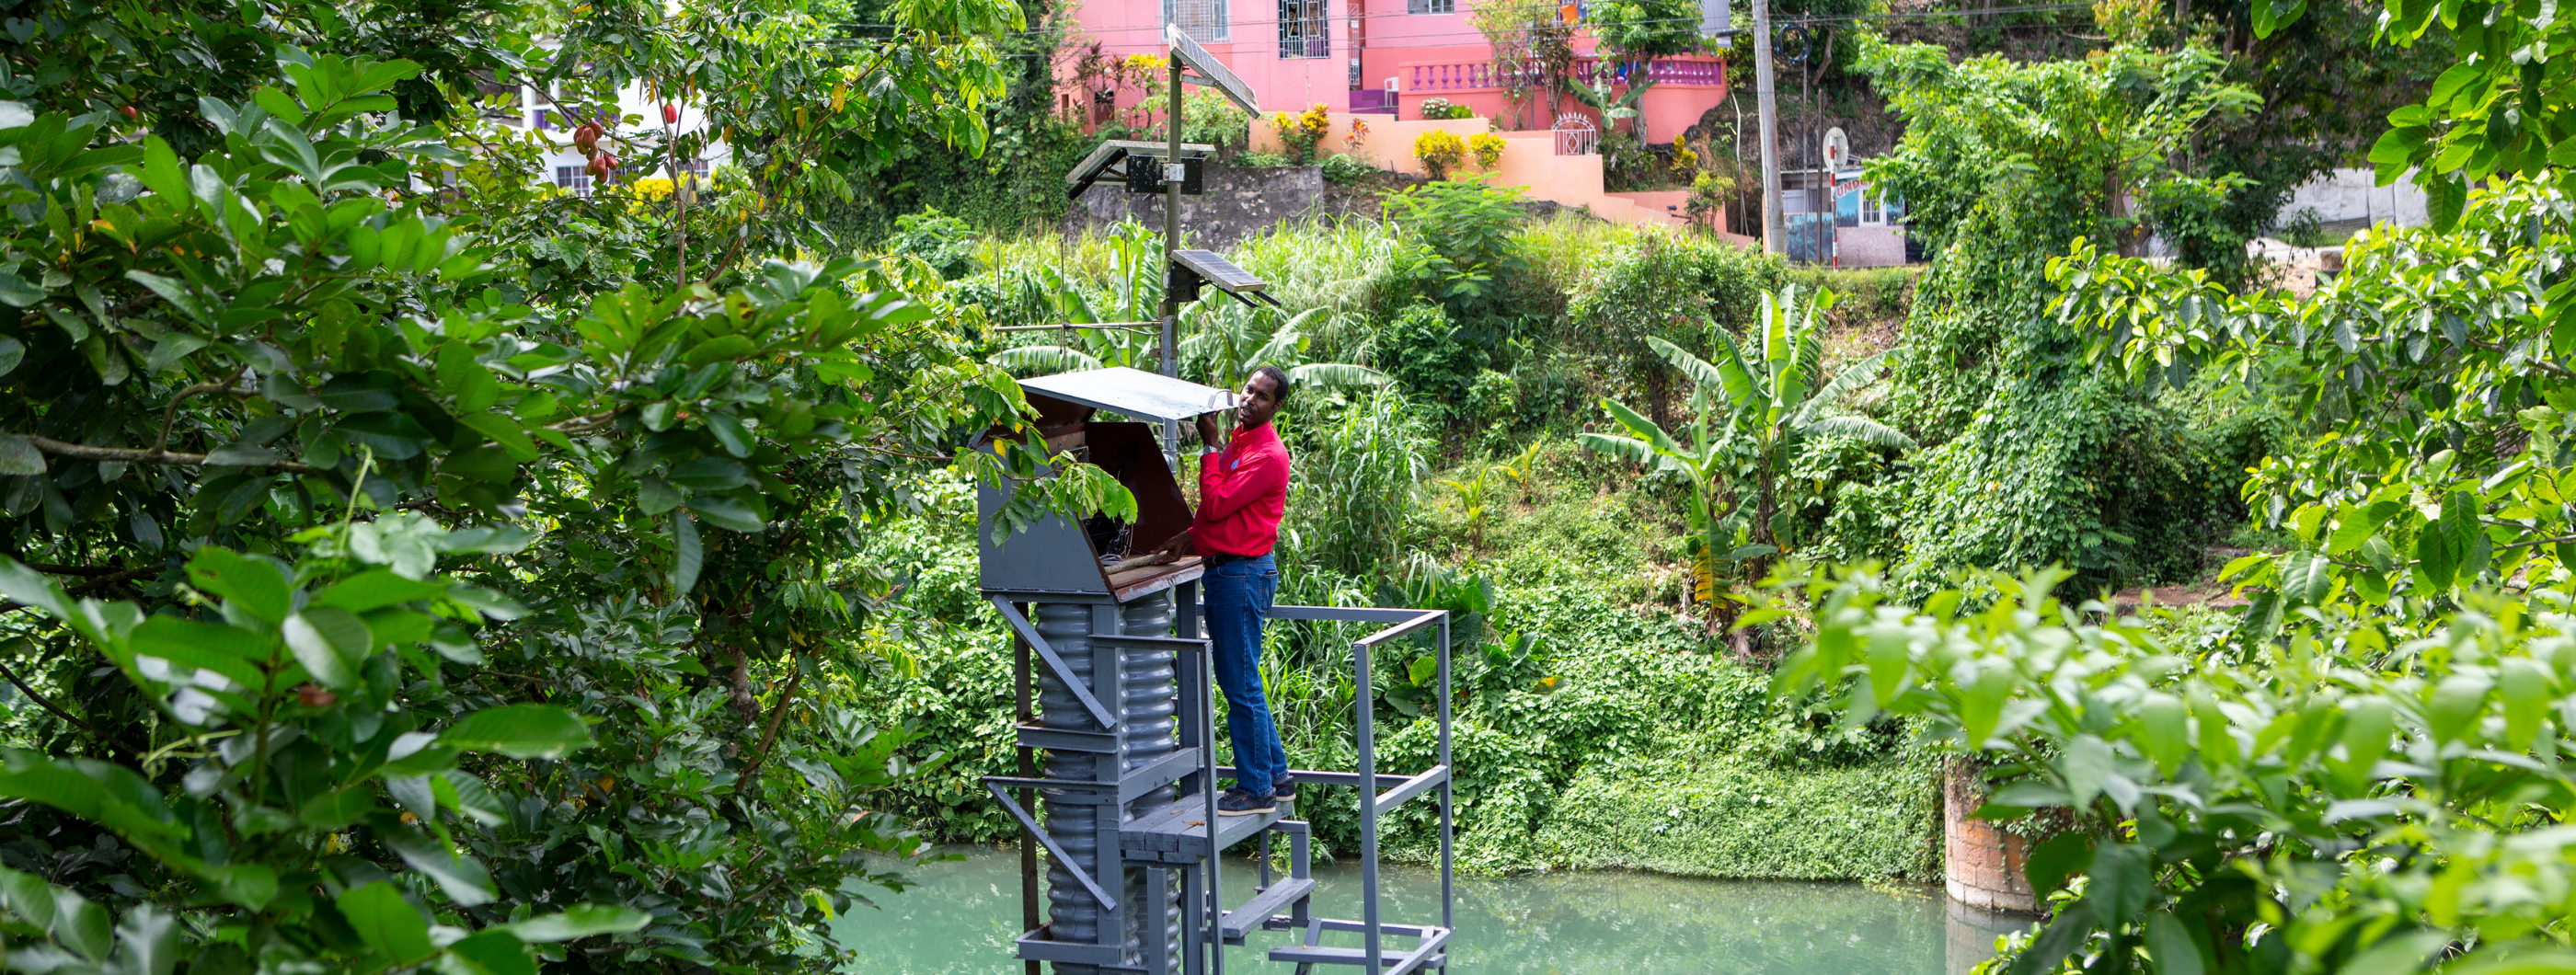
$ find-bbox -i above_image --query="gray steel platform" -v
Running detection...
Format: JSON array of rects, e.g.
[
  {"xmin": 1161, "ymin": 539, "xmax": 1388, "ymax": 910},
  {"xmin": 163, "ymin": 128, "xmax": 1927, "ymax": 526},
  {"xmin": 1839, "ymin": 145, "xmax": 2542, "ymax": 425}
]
[{"xmin": 1120, "ymin": 796, "xmax": 1285, "ymax": 863}]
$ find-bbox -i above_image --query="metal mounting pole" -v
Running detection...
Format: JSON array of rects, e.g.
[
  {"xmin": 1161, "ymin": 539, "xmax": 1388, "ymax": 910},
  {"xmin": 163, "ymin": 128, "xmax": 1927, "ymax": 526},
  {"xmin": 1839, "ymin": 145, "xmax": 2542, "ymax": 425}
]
[
  {"xmin": 1754, "ymin": 0, "xmax": 1784, "ymax": 255},
  {"xmin": 1161, "ymin": 59, "xmax": 1185, "ymax": 457}
]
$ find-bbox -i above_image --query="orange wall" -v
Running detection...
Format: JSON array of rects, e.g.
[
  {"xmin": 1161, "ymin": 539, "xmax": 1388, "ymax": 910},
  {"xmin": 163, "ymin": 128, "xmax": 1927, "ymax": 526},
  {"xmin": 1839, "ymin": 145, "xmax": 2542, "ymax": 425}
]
[{"xmin": 1250, "ymin": 110, "xmax": 1755, "ymax": 241}]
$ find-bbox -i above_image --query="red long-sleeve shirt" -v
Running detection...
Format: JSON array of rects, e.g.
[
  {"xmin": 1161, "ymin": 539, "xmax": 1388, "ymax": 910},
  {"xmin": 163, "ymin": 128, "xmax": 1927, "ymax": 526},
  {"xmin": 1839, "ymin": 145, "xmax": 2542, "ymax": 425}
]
[{"xmin": 1191, "ymin": 420, "xmax": 1291, "ymax": 557}]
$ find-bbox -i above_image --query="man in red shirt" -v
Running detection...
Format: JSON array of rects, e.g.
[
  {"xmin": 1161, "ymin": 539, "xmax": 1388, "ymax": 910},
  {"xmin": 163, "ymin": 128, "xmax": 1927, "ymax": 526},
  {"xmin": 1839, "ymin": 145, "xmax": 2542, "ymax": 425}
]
[{"xmin": 1144, "ymin": 365, "xmax": 1294, "ymax": 815}]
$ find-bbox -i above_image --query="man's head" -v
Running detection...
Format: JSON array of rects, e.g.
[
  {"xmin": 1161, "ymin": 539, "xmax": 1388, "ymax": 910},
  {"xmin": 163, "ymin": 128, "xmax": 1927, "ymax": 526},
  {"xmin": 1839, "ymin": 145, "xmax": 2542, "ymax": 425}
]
[{"xmin": 1238, "ymin": 365, "xmax": 1291, "ymax": 430}]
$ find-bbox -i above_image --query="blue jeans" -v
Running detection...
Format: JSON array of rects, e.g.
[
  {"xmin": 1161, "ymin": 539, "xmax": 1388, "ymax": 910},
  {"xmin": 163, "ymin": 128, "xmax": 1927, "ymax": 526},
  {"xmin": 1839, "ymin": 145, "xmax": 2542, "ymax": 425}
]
[{"xmin": 1204, "ymin": 554, "xmax": 1286, "ymax": 797}]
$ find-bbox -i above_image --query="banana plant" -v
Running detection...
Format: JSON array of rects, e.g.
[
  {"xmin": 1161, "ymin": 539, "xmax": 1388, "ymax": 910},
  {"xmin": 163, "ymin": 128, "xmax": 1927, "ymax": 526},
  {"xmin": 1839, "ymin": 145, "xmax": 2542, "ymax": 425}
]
[
  {"xmin": 1582, "ymin": 285, "xmax": 1914, "ymax": 627},
  {"xmin": 1183, "ymin": 304, "xmax": 1392, "ymax": 390}
]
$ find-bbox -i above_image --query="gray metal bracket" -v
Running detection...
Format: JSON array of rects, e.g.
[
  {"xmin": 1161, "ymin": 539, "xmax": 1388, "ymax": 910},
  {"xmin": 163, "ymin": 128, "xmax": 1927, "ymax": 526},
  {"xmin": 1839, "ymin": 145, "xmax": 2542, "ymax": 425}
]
[
  {"xmin": 981, "ymin": 777, "xmax": 1120, "ymax": 912},
  {"xmin": 991, "ymin": 597, "xmax": 1120, "ymax": 730}
]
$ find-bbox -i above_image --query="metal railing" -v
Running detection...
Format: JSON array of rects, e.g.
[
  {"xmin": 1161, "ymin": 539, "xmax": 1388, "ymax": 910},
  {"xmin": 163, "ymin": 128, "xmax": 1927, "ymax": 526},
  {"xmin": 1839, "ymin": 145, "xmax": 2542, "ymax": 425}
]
[
  {"xmin": 982, "ymin": 591, "xmax": 1455, "ymax": 974},
  {"xmin": 1403, "ymin": 55, "xmax": 1729, "ymax": 95}
]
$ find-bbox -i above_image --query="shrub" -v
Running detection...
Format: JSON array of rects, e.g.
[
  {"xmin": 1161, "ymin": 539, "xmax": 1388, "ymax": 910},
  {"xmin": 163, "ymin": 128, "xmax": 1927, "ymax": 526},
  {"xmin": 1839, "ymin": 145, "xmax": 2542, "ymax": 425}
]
[
  {"xmin": 1563, "ymin": 234, "xmax": 1787, "ymax": 426},
  {"xmin": 1418, "ymin": 98, "xmax": 1478, "ymax": 120},
  {"xmin": 885, "ymin": 206, "xmax": 979, "ymax": 279},
  {"xmin": 1270, "ymin": 102, "xmax": 1333, "ymax": 163},
  {"xmin": 1381, "ymin": 178, "xmax": 1533, "ymax": 318},
  {"xmin": 1238, "ymin": 150, "xmax": 1293, "ymax": 166},
  {"xmin": 1379, "ymin": 302, "xmax": 1487, "ymax": 418},
  {"xmin": 1321, "ymin": 151, "xmax": 1379, "ymax": 184},
  {"xmin": 1414, "ymin": 129, "xmax": 1467, "ymax": 179},
  {"xmin": 1468, "ymin": 131, "xmax": 1508, "ymax": 168}
]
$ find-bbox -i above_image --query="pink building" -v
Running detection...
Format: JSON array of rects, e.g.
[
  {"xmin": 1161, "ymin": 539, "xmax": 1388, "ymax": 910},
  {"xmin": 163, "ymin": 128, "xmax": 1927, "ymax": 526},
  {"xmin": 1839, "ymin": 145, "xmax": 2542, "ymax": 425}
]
[{"xmin": 1057, "ymin": 0, "xmax": 1728, "ymax": 141}]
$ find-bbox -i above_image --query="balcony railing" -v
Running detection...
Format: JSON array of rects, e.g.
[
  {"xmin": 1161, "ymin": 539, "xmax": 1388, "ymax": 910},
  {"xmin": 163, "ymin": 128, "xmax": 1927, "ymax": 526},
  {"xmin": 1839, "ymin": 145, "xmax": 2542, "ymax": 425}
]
[{"xmin": 1403, "ymin": 56, "xmax": 1725, "ymax": 94}]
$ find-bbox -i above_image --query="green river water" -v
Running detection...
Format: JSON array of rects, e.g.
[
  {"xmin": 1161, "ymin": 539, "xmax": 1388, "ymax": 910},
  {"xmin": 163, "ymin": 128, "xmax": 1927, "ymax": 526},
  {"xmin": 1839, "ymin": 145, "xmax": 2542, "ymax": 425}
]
[{"xmin": 832, "ymin": 847, "xmax": 2029, "ymax": 975}]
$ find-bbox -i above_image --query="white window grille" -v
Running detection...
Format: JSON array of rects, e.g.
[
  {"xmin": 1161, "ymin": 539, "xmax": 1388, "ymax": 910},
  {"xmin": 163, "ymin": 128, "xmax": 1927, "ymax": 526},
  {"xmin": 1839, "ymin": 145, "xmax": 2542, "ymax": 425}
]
[
  {"xmin": 555, "ymin": 166, "xmax": 592, "ymax": 198},
  {"xmin": 1280, "ymin": 0, "xmax": 1328, "ymax": 58},
  {"xmin": 1407, "ymin": 0, "xmax": 1455, "ymax": 12},
  {"xmin": 1167, "ymin": 0, "xmax": 1227, "ymax": 43}
]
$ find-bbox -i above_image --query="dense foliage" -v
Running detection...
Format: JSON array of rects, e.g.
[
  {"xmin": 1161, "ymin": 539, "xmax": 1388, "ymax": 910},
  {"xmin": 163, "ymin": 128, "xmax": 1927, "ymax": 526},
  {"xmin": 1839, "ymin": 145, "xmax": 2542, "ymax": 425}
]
[{"xmin": 0, "ymin": 2, "xmax": 1160, "ymax": 971}]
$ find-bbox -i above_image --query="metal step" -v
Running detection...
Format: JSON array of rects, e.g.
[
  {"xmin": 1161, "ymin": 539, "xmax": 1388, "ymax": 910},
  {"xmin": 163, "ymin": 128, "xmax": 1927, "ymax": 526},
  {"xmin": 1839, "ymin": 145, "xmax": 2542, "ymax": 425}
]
[
  {"xmin": 1120, "ymin": 796, "xmax": 1283, "ymax": 864},
  {"xmin": 1218, "ymin": 877, "xmax": 1316, "ymax": 942},
  {"xmin": 1267, "ymin": 940, "xmax": 1449, "ymax": 972}
]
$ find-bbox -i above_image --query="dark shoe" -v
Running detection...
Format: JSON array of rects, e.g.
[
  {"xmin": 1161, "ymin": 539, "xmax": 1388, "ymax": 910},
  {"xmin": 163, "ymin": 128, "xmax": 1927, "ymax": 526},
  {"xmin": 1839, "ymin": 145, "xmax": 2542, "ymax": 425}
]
[
  {"xmin": 1272, "ymin": 776, "xmax": 1296, "ymax": 803},
  {"xmin": 1216, "ymin": 788, "xmax": 1276, "ymax": 816}
]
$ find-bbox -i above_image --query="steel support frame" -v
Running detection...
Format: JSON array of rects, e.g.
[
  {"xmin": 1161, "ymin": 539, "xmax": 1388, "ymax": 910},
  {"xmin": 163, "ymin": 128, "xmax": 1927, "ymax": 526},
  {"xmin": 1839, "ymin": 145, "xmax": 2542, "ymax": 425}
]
[{"xmin": 983, "ymin": 591, "xmax": 1455, "ymax": 974}]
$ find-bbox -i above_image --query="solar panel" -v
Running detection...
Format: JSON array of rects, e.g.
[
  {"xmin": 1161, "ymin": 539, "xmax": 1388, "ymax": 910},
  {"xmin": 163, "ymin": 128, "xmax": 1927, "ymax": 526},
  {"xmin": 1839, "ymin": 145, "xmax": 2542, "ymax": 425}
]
[
  {"xmin": 1064, "ymin": 140, "xmax": 1219, "ymax": 199},
  {"xmin": 1167, "ymin": 26, "xmax": 1260, "ymax": 117},
  {"xmin": 1171, "ymin": 249, "xmax": 1266, "ymax": 293}
]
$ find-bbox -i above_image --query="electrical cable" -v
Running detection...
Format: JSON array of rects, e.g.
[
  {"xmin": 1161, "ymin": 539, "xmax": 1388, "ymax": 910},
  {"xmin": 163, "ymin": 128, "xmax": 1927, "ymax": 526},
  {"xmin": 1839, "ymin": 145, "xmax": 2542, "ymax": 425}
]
[{"xmin": 811, "ymin": 1, "xmax": 2091, "ymax": 45}]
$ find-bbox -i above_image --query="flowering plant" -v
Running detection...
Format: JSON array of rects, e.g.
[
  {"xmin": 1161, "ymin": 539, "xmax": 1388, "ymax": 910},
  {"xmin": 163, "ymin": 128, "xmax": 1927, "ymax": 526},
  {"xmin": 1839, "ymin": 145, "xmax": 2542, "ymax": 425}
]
[
  {"xmin": 1468, "ymin": 132, "xmax": 1507, "ymax": 168},
  {"xmin": 1269, "ymin": 102, "xmax": 1333, "ymax": 163},
  {"xmin": 1414, "ymin": 129, "xmax": 1466, "ymax": 179}
]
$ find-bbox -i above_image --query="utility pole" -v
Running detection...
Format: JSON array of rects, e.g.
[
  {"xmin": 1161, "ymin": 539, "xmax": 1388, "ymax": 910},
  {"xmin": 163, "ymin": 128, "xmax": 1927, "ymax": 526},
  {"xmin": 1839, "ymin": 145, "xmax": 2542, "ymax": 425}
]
[
  {"xmin": 1753, "ymin": 0, "xmax": 1783, "ymax": 255},
  {"xmin": 1161, "ymin": 56, "xmax": 1185, "ymax": 455}
]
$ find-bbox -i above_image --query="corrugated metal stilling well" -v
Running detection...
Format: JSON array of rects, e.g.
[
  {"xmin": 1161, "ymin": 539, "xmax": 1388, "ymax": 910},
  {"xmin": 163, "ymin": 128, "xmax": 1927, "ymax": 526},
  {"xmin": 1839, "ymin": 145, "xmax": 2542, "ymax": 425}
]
[{"xmin": 1036, "ymin": 593, "xmax": 1182, "ymax": 974}]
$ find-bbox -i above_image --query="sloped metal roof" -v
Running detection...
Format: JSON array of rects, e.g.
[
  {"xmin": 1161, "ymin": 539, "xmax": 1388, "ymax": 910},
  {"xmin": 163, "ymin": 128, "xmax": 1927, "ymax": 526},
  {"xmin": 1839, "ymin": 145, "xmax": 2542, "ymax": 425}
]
[{"xmin": 1019, "ymin": 367, "xmax": 1234, "ymax": 422}]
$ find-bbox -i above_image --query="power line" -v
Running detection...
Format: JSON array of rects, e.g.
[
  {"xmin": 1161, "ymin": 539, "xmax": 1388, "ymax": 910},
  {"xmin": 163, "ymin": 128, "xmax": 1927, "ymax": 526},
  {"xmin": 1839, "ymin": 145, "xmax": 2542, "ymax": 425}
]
[{"xmin": 820, "ymin": 1, "xmax": 2089, "ymax": 42}]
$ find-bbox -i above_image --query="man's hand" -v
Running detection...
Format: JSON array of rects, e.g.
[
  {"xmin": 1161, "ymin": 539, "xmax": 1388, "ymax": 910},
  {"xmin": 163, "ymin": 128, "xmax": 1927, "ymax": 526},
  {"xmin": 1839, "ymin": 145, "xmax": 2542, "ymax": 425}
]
[
  {"xmin": 1194, "ymin": 411, "xmax": 1225, "ymax": 450},
  {"xmin": 1137, "ymin": 530, "xmax": 1192, "ymax": 567}
]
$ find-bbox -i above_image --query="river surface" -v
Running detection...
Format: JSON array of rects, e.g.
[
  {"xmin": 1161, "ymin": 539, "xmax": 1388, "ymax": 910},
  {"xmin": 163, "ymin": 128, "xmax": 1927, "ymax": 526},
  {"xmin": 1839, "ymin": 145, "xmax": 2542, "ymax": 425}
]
[{"xmin": 832, "ymin": 846, "xmax": 2030, "ymax": 975}]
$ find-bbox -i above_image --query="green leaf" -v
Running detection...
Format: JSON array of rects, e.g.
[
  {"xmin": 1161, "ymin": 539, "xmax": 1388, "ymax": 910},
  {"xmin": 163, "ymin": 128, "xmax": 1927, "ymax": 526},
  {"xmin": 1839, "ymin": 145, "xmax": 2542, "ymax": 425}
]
[
  {"xmin": 201, "ymin": 864, "xmax": 278, "ymax": 910},
  {"xmin": 0, "ymin": 866, "xmax": 57, "ymax": 930},
  {"xmin": 2135, "ymin": 693, "xmax": 2188, "ymax": 776},
  {"xmin": 0, "ymin": 435, "xmax": 43, "ymax": 476},
  {"xmin": 2087, "ymin": 842, "xmax": 2152, "ymax": 923},
  {"xmin": 440, "ymin": 705, "xmax": 594, "ymax": 758},
  {"xmin": 705, "ymin": 412, "xmax": 752, "ymax": 458},
  {"xmin": 310, "ymin": 569, "xmax": 450, "ymax": 613},
  {"xmin": 2025, "ymin": 832, "xmax": 2094, "ymax": 896},
  {"xmin": 185, "ymin": 548, "xmax": 291, "ymax": 624},
  {"xmin": 335, "ymin": 881, "xmax": 433, "ymax": 964},
  {"xmin": 458, "ymin": 413, "xmax": 539, "ymax": 461},
  {"xmin": 2342, "ymin": 930, "xmax": 2449, "ymax": 975},
  {"xmin": 449, "ymin": 930, "xmax": 539, "ymax": 975},
  {"xmin": 52, "ymin": 887, "xmax": 110, "ymax": 960},
  {"xmin": 380, "ymin": 831, "xmax": 496, "ymax": 906},
  {"xmin": 687, "ymin": 494, "xmax": 767, "ymax": 533},
  {"xmin": 638, "ymin": 473, "xmax": 681, "ymax": 515},
  {"xmin": 2280, "ymin": 551, "xmax": 2334, "ymax": 604},
  {"xmin": 2062, "ymin": 735, "xmax": 2115, "ymax": 808},
  {"xmin": 111, "ymin": 906, "xmax": 181, "ymax": 975},
  {"xmin": 297, "ymin": 786, "xmax": 374, "ymax": 829},
  {"xmin": 2145, "ymin": 912, "xmax": 2207, "ymax": 975},
  {"xmin": 672, "ymin": 510, "xmax": 701, "ymax": 595},
  {"xmin": 0, "ymin": 337, "xmax": 22, "ymax": 378},
  {"xmin": 500, "ymin": 903, "xmax": 653, "ymax": 943},
  {"xmin": 282, "ymin": 607, "xmax": 372, "ymax": 690},
  {"xmin": 2009, "ymin": 900, "xmax": 2096, "ymax": 975}
]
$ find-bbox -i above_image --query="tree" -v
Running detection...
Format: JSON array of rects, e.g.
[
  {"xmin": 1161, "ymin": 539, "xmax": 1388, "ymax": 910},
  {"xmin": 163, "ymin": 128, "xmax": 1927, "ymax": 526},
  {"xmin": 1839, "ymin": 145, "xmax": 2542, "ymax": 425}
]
[
  {"xmin": 1582, "ymin": 286, "xmax": 1910, "ymax": 636},
  {"xmin": 1588, "ymin": 0, "xmax": 1704, "ymax": 144},
  {"xmin": 1469, "ymin": 0, "xmax": 1575, "ymax": 130},
  {"xmin": 0, "ymin": 6, "xmax": 1129, "ymax": 972},
  {"xmin": 1860, "ymin": 40, "xmax": 2260, "ymax": 264}
]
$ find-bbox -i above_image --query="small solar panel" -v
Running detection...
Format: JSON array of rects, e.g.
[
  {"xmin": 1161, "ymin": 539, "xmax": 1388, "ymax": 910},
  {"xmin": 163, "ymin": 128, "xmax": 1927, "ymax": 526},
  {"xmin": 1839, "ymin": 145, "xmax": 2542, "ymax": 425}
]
[
  {"xmin": 1171, "ymin": 249, "xmax": 1266, "ymax": 293},
  {"xmin": 1167, "ymin": 26, "xmax": 1260, "ymax": 117}
]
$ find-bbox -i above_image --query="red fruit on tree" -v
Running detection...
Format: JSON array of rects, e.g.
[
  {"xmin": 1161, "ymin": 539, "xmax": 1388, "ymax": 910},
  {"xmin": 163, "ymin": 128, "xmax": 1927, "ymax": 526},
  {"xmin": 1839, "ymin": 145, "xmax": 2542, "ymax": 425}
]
[
  {"xmin": 586, "ymin": 155, "xmax": 609, "ymax": 178},
  {"xmin": 661, "ymin": 104, "xmax": 680, "ymax": 125},
  {"xmin": 573, "ymin": 121, "xmax": 603, "ymax": 154},
  {"xmin": 119, "ymin": 105, "xmax": 137, "ymax": 120}
]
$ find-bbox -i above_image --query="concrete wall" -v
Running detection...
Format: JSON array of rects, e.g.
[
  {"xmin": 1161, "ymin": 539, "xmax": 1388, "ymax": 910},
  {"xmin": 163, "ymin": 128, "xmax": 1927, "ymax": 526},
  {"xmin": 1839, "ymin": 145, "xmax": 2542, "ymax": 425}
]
[
  {"xmin": 1064, "ymin": 163, "xmax": 1330, "ymax": 250},
  {"xmin": 1248, "ymin": 109, "xmax": 1758, "ymax": 240},
  {"xmin": 1943, "ymin": 758, "xmax": 2039, "ymax": 913},
  {"xmin": 2279, "ymin": 167, "xmax": 2430, "ymax": 228},
  {"xmin": 1836, "ymin": 225, "xmax": 1906, "ymax": 268}
]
